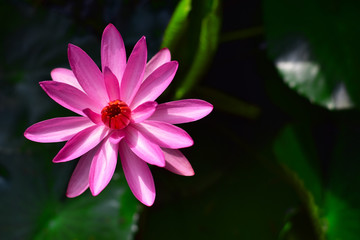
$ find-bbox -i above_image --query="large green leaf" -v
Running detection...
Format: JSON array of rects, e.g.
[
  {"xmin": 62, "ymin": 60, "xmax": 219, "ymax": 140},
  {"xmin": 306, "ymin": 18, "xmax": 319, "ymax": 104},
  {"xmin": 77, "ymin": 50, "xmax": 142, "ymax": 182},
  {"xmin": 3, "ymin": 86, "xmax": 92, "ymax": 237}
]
[
  {"xmin": 273, "ymin": 125, "xmax": 324, "ymax": 239},
  {"xmin": 274, "ymin": 126, "xmax": 322, "ymax": 204},
  {"xmin": 138, "ymin": 118, "xmax": 301, "ymax": 240},
  {"xmin": 273, "ymin": 122, "xmax": 360, "ymax": 239},
  {"xmin": 263, "ymin": 0, "xmax": 360, "ymax": 110},
  {"xmin": 33, "ymin": 175, "xmax": 139, "ymax": 240},
  {"xmin": 323, "ymin": 125, "xmax": 360, "ymax": 240}
]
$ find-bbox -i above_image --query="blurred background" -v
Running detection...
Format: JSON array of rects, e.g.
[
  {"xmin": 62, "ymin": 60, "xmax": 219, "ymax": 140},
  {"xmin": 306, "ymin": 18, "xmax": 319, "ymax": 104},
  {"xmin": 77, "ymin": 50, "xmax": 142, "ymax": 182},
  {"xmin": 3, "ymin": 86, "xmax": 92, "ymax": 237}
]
[{"xmin": 1, "ymin": 0, "xmax": 360, "ymax": 239}]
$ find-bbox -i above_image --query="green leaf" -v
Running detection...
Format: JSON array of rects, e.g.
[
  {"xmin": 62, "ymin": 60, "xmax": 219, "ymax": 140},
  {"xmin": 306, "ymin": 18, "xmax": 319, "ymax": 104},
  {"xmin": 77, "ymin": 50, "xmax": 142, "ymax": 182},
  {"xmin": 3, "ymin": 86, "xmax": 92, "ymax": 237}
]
[
  {"xmin": 263, "ymin": 0, "xmax": 360, "ymax": 110},
  {"xmin": 174, "ymin": 0, "xmax": 221, "ymax": 99},
  {"xmin": 161, "ymin": 0, "xmax": 192, "ymax": 50},
  {"xmin": 161, "ymin": 0, "xmax": 221, "ymax": 99}
]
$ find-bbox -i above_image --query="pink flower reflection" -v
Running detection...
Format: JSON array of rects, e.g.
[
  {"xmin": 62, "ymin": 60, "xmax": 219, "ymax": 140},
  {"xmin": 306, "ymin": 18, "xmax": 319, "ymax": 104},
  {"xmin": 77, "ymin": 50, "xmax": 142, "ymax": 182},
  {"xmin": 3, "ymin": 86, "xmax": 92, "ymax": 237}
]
[{"xmin": 24, "ymin": 24, "xmax": 212, "ymax": 206}]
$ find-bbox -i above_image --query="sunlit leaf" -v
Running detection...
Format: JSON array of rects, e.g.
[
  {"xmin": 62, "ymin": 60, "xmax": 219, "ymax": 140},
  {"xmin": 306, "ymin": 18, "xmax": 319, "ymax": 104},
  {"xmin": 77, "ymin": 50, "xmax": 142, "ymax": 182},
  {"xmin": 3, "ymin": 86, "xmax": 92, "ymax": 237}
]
[{"xmin": 263, "ymin": 0, "xmax": 360, "ymax": 110}]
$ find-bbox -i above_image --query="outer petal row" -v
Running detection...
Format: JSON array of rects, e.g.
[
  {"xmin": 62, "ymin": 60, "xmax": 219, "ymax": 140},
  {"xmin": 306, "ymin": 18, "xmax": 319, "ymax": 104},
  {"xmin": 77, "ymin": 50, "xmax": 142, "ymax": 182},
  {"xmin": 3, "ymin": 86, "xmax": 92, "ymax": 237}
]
[
  {"xmin": 135, "ymin": 121, "xmax": 193, "ymax": 149},
  {"xmin": 148, "ymin": 99, "xmax": 213, "ymax": 124},
  {"xmin": 51, "ymin": 68, "xmax": 84, "ymax": 92},
  {"xmin": 89, "ymin": 132, "xmax": 124, "ymax": 196},
  {"xmin": 66, "ymin": 131, "xmax": 125, "ymax": 198},
  {"xmin": 119, "ymin": 141, "xmax": 155, "ymax": 206},
  {"xmin": 24, "ymin": 117, "xmax": 94, "ymax": 143},
  {"xmin": 124, "ymin": 125, "xmax": 165, "ymax": 167},
  {"xmin": 101, "ymin": 23, "xmax": 126, "ymax": 87},
  {"xmin": 144, "ymin": 48, "xmax": 171, "ymax": 80},
  {"xmin": 162, "ymin": 148, "xmax": 194, "ymax": 176},
  {"xmin": 53, "ymin": 125, "xmax": 109, "ymax": 163},
  {"xmin": 66, "ymin": 146, "xmax": 98, "ymax": 198}
]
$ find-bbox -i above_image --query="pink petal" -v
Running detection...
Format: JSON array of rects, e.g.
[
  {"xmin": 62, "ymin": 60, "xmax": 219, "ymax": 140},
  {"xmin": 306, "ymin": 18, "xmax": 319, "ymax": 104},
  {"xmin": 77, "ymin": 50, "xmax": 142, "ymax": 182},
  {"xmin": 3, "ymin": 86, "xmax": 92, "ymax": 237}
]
[
  {"xmin": 89, "ymin": 132, "xmax": 124, "ymax": 196},
  {"xmin": 104, "ymin": 67, "xmax": 120, "ymax": 101},
  {"xmin": 124, "ymin": 125, "xmax": 165, "ymax": 167},
  {"xmin": 144, "ymin": 48, "xmax": 171, "ymax": 80},
  {"xmin": 24, "ymin": 117, "xmax": 94, "ymax": 143},
  {"xmin": 120, "ymin": 37, "xmax": 147, "ymax": 103},
  {"xmin": 40, "ymin": 81, "xmax": 102, "ymax": 116},
  {"xmin": 83, "ymin": 108, "xmax": 102, "ymax": 125},
  {"xmin": 130, "ymin": 61, "xmax": 178, "ymax": 108},
  {"xmin": 131, "ymin": 101, "xmax": 157, "ymax": 123},
  {"xmin": 51, "ymin": 68, "xmax": 83, "ymax": 92},
  {"xmin": 162, "ymin": 148, "xmax": 194, "ymax": 176},
  {"xmin": 68, "ymin": 44, "xmax": 108, "ymax": 105},
  {"xmin": 66, "ymin": 146, "xmax": 98, "ymax": 198},
  {"xmin": 135, "ymin": 121, "xmax": 193, "ymax": 149},
  {"xmin": 119, "ymin": 141, "xmax": 155, "ymax": 206},
  {"xmin": 148, "ymin": 99, "xmax": 213, "ymax": 124},
  {"xmin": 53, "ymin": 125, "xmax": 109, "ymax": 163},
  {"xmin": 101, "ymin": 24, "xmax": 126, "ymax": 86}
]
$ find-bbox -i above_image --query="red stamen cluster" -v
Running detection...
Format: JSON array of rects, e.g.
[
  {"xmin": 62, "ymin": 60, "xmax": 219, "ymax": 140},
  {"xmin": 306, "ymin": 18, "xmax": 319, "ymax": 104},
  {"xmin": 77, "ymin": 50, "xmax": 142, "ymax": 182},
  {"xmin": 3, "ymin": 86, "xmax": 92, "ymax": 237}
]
[{"xmin": 101, "ymin": 100, "xmax": 131, "ymax": 129}]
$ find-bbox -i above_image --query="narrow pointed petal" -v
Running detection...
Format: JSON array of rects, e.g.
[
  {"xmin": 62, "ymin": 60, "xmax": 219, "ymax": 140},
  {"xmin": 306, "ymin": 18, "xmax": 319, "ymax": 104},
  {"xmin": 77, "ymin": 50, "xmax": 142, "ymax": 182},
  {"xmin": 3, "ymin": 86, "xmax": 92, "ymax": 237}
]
[
  {"xmin": 119, "ymin": 141, "xmax": 155, "ymax": 206},
  {"xmin": 24, "ymin": 117, "xmax": 94, "ymax": 143},
  {"xmin": 135, "ymin": 121, "xmax": 193, "ymax": 149},
  {"xmin": 124, "ymin": 125, "xmax": 165, "ymax": 167},
  {"xmin": 131, "ymin": 101, "xmax": 157, "ymax": 123},
  {"xmin": 148, "ymin": 99, "xmax": 213, "ymax": 124},
  {"xmin": 144, "ymin": 48, "xmax": 171, "ymax": 80},
  {"xmin": 89, "ymin": 132, "xmax": 123, "ymax": 196},
  {"xmin": 101, "ymin": 24, "xmax": 126, "ymax": 85},
  {"xmin": 120, "ymin": 37, "xmax": 147, "ymax": 103},
  {"xmin": 162, "ymin": 148, "xmax": 194, "ymax": 176},
  {"xmin": 104, "ymin": 67, "xmax": 120, "ymax": 101},
  {"xmin": 40, "ymin": 81, "xmax": 102, "ymax": 116},
  {"xmin": 83, "ymin": 108, "xmax": 102, "ymax": 125},
  {"xmin": 53, "ymin": 125, "xmax": 109, "ymax": 163},
  {"xmin": 68, "ymin": 44, "xmax": 108, "ymax": 105},
  {"xmin": 66, "ymin": 146, "xmax": 98, "ymax": 198},
  {"xmin": 51, "ymin": 68, "xmax": 84, "ymax": 91},
  {"xmin": 130, "ymin": 61, "xmax": 178, "ymax": 108}
]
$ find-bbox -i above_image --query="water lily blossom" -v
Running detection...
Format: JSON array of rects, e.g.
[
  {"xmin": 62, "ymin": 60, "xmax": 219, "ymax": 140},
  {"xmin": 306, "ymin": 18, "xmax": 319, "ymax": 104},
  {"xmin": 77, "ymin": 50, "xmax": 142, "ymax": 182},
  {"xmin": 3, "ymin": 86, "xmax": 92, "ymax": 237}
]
[{"xmin": 24, "ymin": 24, "xmax": 212, "ymax": 206}]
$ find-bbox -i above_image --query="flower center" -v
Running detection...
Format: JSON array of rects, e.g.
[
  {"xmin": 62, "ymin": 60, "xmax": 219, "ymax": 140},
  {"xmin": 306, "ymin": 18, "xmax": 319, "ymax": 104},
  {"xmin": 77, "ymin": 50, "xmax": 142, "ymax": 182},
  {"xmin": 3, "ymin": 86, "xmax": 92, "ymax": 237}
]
[{"xmin": 101, "ymin": 100, "xmax": 131, "ymax": 129}]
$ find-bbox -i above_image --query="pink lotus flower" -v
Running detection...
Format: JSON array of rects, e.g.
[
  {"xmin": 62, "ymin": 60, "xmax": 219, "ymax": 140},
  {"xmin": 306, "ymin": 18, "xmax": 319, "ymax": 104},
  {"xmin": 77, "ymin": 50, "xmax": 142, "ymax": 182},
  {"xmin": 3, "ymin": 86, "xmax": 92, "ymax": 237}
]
[{"xmin": 24, "ymin": 24, "xmax": 212, "ymax": 206}]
